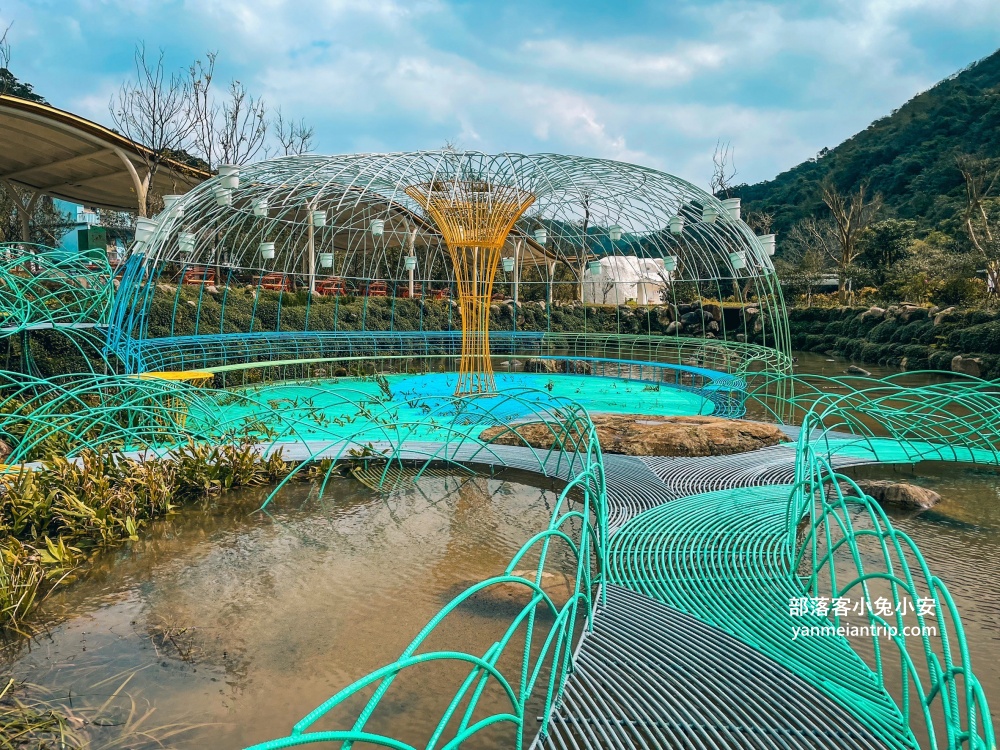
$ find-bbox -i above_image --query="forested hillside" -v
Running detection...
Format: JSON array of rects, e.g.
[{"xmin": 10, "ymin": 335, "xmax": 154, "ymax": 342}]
[{"xmin": 733, "ymin": 48, "xmax": 1000, "ymax": 236}]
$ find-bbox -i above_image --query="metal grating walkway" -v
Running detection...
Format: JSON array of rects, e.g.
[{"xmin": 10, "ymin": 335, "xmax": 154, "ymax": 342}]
[{"xmin": 533, "ymin": 585, "xmax": 890, "ymax": 750}]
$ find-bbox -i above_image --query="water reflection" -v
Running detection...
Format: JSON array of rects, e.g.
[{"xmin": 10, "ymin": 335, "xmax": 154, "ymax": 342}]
[{"xmin": 4, "ymin": 471, "xmax": 569, "ymax": 749}]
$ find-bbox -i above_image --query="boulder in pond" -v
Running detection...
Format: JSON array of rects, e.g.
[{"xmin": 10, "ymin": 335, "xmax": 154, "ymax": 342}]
[
  {"xmin": 461, "ymin": 569, "xmax": 575, "ymax": 614},
  {"xmin": 856, "ymin": 480, "xmax": 941, "ymax": 510},
  {"xmin": 702, "ymin": 302, "xmax": 723, "ymax": 322},
  {"xmin": 846, "ymin": 364, "xmax": 871, "ymax": 376},
  {"xmin": 480, "ymin": 414, "xmax": 789, "ymax": 457},
  {"xmin": 951, "ymin": 355, "xmax": 983, "ymax": 378}
]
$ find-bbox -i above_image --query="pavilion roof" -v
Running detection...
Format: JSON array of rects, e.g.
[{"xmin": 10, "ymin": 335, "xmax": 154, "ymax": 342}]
[{"xmin": 0, "ymin": 94, "xmax": 211, "ymax": 211}]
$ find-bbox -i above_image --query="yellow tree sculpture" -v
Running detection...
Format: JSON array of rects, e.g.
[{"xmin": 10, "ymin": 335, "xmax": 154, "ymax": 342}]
[{"xmin": 406, "ymin": 180, "xmax": 535, "ymax": 396}]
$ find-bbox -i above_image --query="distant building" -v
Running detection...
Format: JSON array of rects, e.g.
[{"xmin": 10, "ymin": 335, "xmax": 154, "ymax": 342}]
[
  {"xmin": 583, "ymin": 255, "xmax": 672, "ymax": 305},
  {"xmin": 55, "ymin": 199, "xmax": 126, "ymax": 262}
]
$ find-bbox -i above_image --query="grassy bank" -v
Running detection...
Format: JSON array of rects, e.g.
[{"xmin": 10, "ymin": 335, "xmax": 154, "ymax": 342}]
[
  {"xmin": 0, "ymin": 443, "xmax": 289, "ymax": 633},
  {"xmin": 788, "ymin": 304, "xmax": 1000, "ymax": 378}
]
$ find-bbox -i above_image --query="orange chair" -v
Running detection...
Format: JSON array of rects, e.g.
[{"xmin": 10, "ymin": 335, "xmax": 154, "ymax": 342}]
[
  {"xmin": 396, "ymin": 286, "xmax": 422, "ymax": 299},
  {"xmin": 316, "ymin": 277, "xmax": 349, "ymax": 297},
  {"xmin": 257, "ymin": 272, "xmax": 294, "ymax": 292},
  {"xmin": 183, "ymin": 266, "xmax": 215, "ymax": 285},
  {"xmin": 365, "ymin": 280, "xmax": 388, "ymax": 297}
]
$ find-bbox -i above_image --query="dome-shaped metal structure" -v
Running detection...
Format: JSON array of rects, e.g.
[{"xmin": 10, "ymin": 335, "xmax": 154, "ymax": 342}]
[{"xmin": 107, "ymin": 151, "xmax": 791, "ymax": 390}]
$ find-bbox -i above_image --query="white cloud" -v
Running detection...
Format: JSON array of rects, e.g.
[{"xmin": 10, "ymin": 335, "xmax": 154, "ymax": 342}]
[
  {"xmin": 520, "ymin": 38, "xmax": 729, "ymax": 87},
  {"xmin": 4, "ymin": 0, "xmax": 1000, "ymax": 187}
]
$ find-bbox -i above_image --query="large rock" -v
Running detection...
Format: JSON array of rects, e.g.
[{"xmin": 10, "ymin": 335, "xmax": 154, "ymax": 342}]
[
  {"xmin": 523, "ymin": 358, "xmax": 558, "ymax": 373},
  {"xmin": 898, "ymin": 304, "xmax": 926, "ymax": 323},
  {"xmin": 480, "ymin": 414, "xmax": 789, "ymax": 457},
  {"xmin": 702, "ymin": 303, "xmax": 722, "ymax": 322},
  {"xmin": 680, "ymin": 311, "xmax": 703, "ymax": 328},
  {"xmin": 860, "ymin": 306, "xmax": 885, "ymax": 322},
  {"xmin": 856, "ymin": 480, "xmax": 941, "ymax": 510},
  {"xmin": 933, "ymin": 306, "xmax": 957, "ymax": 326},
  {"xmin": 665, "ymin": 320, "xmax": 683, "ymax": 335},
  {"xmin": 462, "ymin": 569, "xmax": 575, "ymax": 614},
  {"xmin": 951, "ymin": 355, "xmax": 983, "ymax": 378}
]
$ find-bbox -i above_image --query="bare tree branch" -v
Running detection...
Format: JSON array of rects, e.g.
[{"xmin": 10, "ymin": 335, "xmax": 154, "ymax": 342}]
[
  {"xmin": 186, "ymin": 51, "xmax": 220, "ymax": 169},
  {"xmin": 217, "ymin": 80, "xmax": 268, "ymax": 165},
  {"xmin": 273, "ymin": 107, "xmax": 315, "ymax": 156},
  {"xmin": 776, "ymin": 219, "xmax": 835, "ymax": 307},
  {"xmin": 1, "ymin": 18, "xmax": 12, "ymax": 97},
  {"xmin": 744, "ymin": 209, "xmax": 773, "ymax": 235},
  {"xmin": 821, "ymin": 180, "xmax": 883, "ymax": 304},
  {"xmin": 711, "ymin": 140, "xmax": 737, "ymax": 198},
  {"xmin": 108, "ymin": 44, "xmax": 195, "ymax": 216},
  {"xmin": 957, "ymin": 153, "xmax": 1000, "ymax": 294},
  {"xmin": 0, "ymin": 19, "xmax": 10, "ymax": 71}
]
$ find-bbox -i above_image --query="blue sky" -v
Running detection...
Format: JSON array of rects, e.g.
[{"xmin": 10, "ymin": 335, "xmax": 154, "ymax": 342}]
[{"xmin": 4, "ymin": 0, "xmax": 1000, "ymax": 187}]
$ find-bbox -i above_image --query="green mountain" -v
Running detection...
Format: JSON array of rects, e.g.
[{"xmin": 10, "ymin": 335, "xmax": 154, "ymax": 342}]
[{"xmin": 733, "ymin": 48, "xmax": 1000, "ymax": 236}]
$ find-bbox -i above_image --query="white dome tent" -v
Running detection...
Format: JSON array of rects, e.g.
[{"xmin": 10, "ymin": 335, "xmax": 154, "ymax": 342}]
[{"xmin": 584, "ymin": 255, "xmax": 672, "ymax": 305}]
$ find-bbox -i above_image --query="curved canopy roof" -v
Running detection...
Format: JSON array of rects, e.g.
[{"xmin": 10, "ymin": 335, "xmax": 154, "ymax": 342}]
[{"xmin": 0, "ymin": 94, "xmax": 210, "ymax": 210}]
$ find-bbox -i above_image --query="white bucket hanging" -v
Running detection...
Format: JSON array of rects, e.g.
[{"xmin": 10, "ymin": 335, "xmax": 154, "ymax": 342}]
[
  {"xmin": 134, "ymin": 217, "xmax": 158, "ymax": 242},
  {"xmin": 370, "ymin": 218, "xmax": 385, "ymax": 237},
  {"xmin": 319, "ymin": 252, "xmax": 334, "ymax": 269},
  {"xmin": 760, "ymin": 234, "xmax": 776, "ymax": 256},
  {"xmin": 502, "ymin": 256, "xmax": 515, "ymax": 273},
  {"xmin": 218, "ymin": 164, "xmax": 240, "ymax": 190},
  {"xmin": 260, "ymin": 242, "xmax": 276, "ymax": 260},
  {"xmin": 178, "ymin": 232, "xmax": 196, "ymax": 253},
  {"xmin": 669, "ymin": 215, "xmax": 684, "ymax": 235},
  {"xmin": 311, "ymin": 210, "xmax": 327, "ymax": 227},
  {"xmin": 729, "ymin": 250, "xmax": 747, "ymax": 270},
  {"xmin": 162, "ymin": 195, "xmax": 184, "ymax": 219},
  {"xmin": 609, "ymin": 225, "xmax": 622, "ymax": 241},
  {"xmin": 533, "ymin": 227, "xmax": 547, "ymax": 245},
  {"xmin": 702, "ymin": 204, "xmax": 720, "ymax": 224},
  {"xmin": 721, "ymin": 197, "xmax": 741, "ymax": 221},
  {"xmin": 588, "ymin": 260, "xmax": 602, "ymax": 276},
  {"xmin": 404, "ymin": 255, "xmax": 417, "ymax": 271},
  {"xmin": 664, "ymin": 255, "xmax": 678, "ymax": 272},
  {"xmin": 253, "ymin": 198, "xmax": 269, "ymax": 217},
  {"xmin": 214, "ymin": 186, "xmax": 232, "ymax": 207}
]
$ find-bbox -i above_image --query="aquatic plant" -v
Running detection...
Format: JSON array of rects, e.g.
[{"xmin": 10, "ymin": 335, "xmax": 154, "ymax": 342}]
[
  {"xmin": 0, "ymin": 674, "xmax": 205, "ymax": 749},
  {"xmin": 0, "ymin": 442, "xmax": 291, "ymax": 631}
]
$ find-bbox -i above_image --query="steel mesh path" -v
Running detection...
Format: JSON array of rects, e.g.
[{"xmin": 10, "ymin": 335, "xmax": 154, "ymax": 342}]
[
  {"xmin": 533, "ymin": 584, "xmax": 890, "ymax": 750},
  {"xmin": 602, "ymin": 484, "xmax": 914, "ymax": 748}
]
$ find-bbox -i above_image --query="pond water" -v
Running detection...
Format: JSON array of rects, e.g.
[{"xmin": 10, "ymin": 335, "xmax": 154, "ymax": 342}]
[
  {"xmin": 4, "ymin": 472, "xmax": 575, "ymax": 749},
  {"xmin": 792, "ymin": 350, "xmax": 1000, "ymax": 727},
  {"xmin": 4, "ymin": 351, "xmax": 997, "ymax": 747}
]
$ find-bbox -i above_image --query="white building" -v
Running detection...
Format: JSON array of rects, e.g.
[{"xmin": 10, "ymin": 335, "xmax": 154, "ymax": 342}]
[{"xmin": 583, "ymin": 255, "xmax": 672, "ymax": 305}]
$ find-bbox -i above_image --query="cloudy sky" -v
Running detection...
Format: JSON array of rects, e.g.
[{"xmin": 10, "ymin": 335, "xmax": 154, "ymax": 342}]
[{"xmin": 4, "ymin": 0, "xmax": 1000, "ymax": 187}]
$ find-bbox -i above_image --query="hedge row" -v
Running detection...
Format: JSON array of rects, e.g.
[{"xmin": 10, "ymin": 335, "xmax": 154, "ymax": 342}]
[
  {"xmin": 142, "ymin": 286, "xmax": 758, "ymax": 340},
  {"xmin": 788, "ymin": 305, "xmax": 1000, "ymax": 378}
]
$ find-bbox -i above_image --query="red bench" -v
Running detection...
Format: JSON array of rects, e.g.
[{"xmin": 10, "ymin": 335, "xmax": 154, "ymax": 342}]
[
  {"xmin": 257, "ymin": 272, "xmax": 294, "ymax": 292},
  {"xmin": 183, "ymin": 266, "xmax": 215, "ymax": 285},
  {"xmin": 316, "ymin": 277, "xmax": 350, "ymax": 297}
]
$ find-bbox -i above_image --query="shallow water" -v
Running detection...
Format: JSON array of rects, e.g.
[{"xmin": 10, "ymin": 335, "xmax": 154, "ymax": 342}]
[
  {"xmin": 6, "ymin": 351, "xmax": 998, "ymax": 747},
  {"xmin": 5, "ymin": 472, "xmax": 576, "ymax": 749},
  {"xmin": 791, "ymin": 351, "xmax": 1000, "ymax": 734},
  {"xmin": 840, "ymin": 461, "xmax": 1000, "ymax": 721}
]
